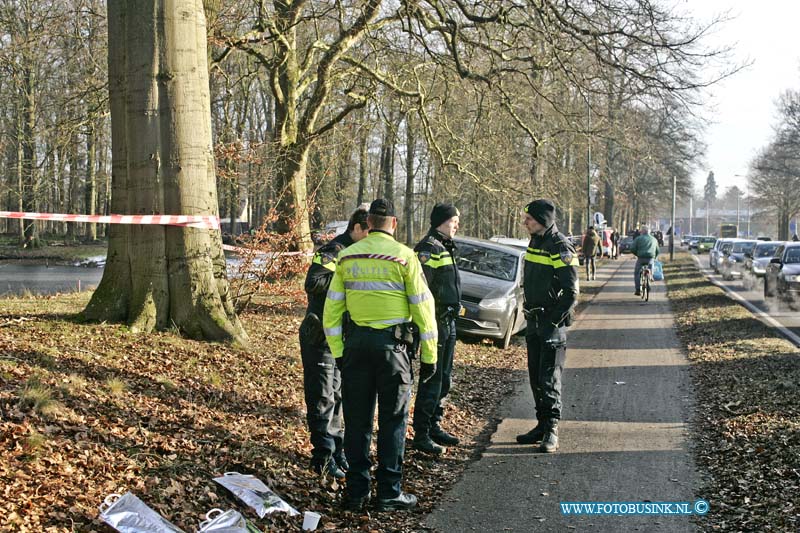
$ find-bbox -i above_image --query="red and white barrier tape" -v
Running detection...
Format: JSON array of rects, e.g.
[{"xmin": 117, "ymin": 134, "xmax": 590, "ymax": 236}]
[{"xmin": 0, "ymin": 211, "xmax": 220, "ymax": 229}]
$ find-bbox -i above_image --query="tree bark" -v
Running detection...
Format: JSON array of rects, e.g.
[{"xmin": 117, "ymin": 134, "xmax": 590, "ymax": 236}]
[
  {"xmin": 404, "ymin": 113, "xmax": 416, "ymax": 244},
  {"xmin": 84, "ymin": 0, "xmax": 247, "ymax": 346}
]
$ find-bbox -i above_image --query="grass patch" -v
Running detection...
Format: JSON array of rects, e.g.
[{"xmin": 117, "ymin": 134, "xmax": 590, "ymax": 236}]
[
  {"xmin": 664, "ymin": 252, "xmax": 800, "ymax": 531},
  {"xmin": 104, "ymin": 377, "xmax": 127, "ymax": 396},
  {"xmin": 17, "ymin": 378, "xmax": 61, "ymax": 416}
]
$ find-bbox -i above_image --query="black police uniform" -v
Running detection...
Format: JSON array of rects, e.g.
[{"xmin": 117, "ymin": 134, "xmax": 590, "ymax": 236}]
[
  {"xmin": 412, "ymin": 228, "xmax": 461, "ymax": 445},
  {"xmin": 300, "ymin": 232, "xmax": 354, "ymax": 470},
  {"xmin": 521, "ymin": 204, "xmax": 579, "ymax": 450}
]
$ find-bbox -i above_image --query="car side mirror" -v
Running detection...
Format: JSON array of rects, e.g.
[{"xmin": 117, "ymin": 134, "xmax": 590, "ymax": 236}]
[{"xmin": 770, "ymin": 257, "xmax": 782, "ymax": 264}]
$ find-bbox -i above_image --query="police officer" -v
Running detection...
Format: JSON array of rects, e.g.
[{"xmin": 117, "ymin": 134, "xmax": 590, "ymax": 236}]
[
  {"xmin": 301, "ymin": 207, "xmax": 369, "ymax": 478},
  {"xmin": 515, "ymin": 199, "xmax": 579, "ymax": 453},
  {"xmin": 412, "ymin": 203, "xmax": 461, "ymax": 455},
  {"xmin": 323, "ymin": 199, "xmax": 438, "ymax": 512}
]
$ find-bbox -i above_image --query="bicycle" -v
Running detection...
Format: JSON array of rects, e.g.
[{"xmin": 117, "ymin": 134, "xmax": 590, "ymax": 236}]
[{"xmin": 639, "ymin": 263, "xmax": 652, "ymax": 302}]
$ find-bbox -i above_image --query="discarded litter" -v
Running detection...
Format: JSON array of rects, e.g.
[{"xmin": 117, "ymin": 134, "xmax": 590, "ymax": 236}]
[
  {"xmin": 198, "ymin": 508, "xmax": 263, "ymax": 532},
  {"xmin": 302, "ymin": 510, "xmax": 321, "ymax": 531},
  {"xmin": 98, "ymin": 492, "xmax": 185, "ymax": 533},
  {"xmin": 614, "ymin": 381, "xmax": 626, "ymax": 385},
  {"xmin": 213, "ymin": 472, "xmax": 300, "ymax": 517}
]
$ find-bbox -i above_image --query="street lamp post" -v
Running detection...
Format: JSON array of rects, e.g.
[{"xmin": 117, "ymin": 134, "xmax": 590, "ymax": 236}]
[
  {"xmin": 736, "ymin": 193, "xmax": 740, "ymax": 237},
  {"xmin": 586, "ymin": 95, "xmax": 592, "ymax": 229}
]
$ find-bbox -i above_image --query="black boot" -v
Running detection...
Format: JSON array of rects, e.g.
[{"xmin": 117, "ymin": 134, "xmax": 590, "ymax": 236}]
[
  {"xmin": 539, "ymin": 421, "xmax": 559, "ymax": 453},
  {"xmin": 333, "ymin": 451, "xmax": 349, "ymax": 472},
  {"xmin": 430, "ymin": 425, "xmax": 460, "ymax": 446},
  {"xmin": 311, "ymin": 456, "xmax": 346, "ymax": 479},
  {"xmin": 375, "ymin": 492, "xmax": 418, "ymax": 511},
  {"xmin": 412, "ymin": 435, "xmax": 445, "ymax": 455},
  {"xmin": 516, "ymin": 423, "xmax": 546, "ymax": 444}
]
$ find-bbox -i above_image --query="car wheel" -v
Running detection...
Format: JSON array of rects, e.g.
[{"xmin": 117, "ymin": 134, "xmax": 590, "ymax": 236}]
[{"xmin": 495, "ymin": 309, "xmax": 517, "ymax": 349}]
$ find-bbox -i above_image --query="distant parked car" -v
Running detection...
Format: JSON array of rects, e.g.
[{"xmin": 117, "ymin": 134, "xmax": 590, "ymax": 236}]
[
  {"xmin": 710, "ymin": 239, "xmax": 735, "ymax": 271},
  {"xmin": 718, "ymin": 240, "xmax": 758, "ymax": 280},
  {"xmin": 764, "ymin": 242, "xmax": 800, "ymax": 308},
  {"xmin": 696, "ymin": 236, "xmax": 717, "ymax": 254},
  {"xmin": 743, "ymin": 241, "xmax": 783, "ymax": 289},
  {"xmin": 681, "ymin": 234, "xmax": 695, "ymax": 246},
  {"xmin": 312, "ymin": 220, "xmax": 348, "ymax": 244},
  {"xmin": 619, "ymin": 236, "xmax": 634, "ymax": 254},
  {"xmin": 454, "ymin": 237, "xmax": 526, "ymax": 349}
]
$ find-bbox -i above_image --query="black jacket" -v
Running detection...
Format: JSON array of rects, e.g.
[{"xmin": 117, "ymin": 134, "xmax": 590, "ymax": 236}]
[
  {"xmin": 523, "ymin": 224, "xmax": 579, "ymax": 327},
  {"xmin": 304, "ymin": 232, "xmax": 354, "ymax": 316},
  {"xmin": 414, "ymin": 229, "xmax": 461, "ymax": 313}
]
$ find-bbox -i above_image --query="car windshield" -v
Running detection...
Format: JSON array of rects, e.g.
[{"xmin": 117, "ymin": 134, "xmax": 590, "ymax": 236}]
[
  {"xmin": 701, "ymin": 237, "xmax": 716, "ymax": 243},
  {"xmin": 755, "ymin": 243, "xmax": 780, "ymax": 258},
  {"xmin": 720, "ymin": 242, "xmax": 733, "ymax": 252},
  {"xmin": 456, "ymin": 243, "xmax": 518, "ymax": 281},
  {"xmin": 784, "ymin": 248, "xmax": 800, "ymax": 264},
  {"xmin": 732, "ymin": 242, "xmax": 755, "ymax": 253}
]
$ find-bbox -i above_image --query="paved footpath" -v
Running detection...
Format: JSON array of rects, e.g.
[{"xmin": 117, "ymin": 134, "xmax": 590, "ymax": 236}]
[{"xmin": 426, "ymin": 257, "xmax": 701, "ymax": 532}]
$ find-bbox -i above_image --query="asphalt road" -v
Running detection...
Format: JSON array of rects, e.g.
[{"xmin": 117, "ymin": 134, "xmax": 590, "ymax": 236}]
[
  {"xmin": 425, "ymin": 257, "xmax": 701, "ymax": 532},
  {"xmin": 0, "ymin": 263, "xmax": 103, "ymax": 296},
  {"xmin": 690, "ymin": 251, "xmax": 800, "ymax": 343}
]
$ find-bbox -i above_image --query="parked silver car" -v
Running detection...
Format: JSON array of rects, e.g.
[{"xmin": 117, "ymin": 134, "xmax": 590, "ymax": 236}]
[
  {"xmin": 454, "ymin": 237, "xmax": 526, "ymax": 349},
  {"xmin": 742, "ymin": 241, "xmax": 783, "ymax": 290},
  {"xmin": 718, "ymin": 240, "xmax": 758, "ymax": 280},
  {"xmin": 764, "ymin": 242, "xmax": 800, "ymax": 308}
]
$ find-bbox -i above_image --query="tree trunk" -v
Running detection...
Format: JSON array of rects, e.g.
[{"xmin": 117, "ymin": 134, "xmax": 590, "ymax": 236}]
[
  {"xmin": 357, "ymin": 126, "xmax": 369, "ymax": 206},
  {"xmin": 21, "ymin": 67, "xmax": 38, "ymax": 247},
  {"xmin": 603, "ymin": 180, "xmax": 615, "ymax": 228},
  {"xmin": 84, "ymin": 0, "xmax": 247, "ymax": 346},
  {"xmin": 404, "ymin": 114, "xmax": 416, "ymax": 244},
  {"xmin": 86, "ymin": 116, "xmax": 98, "ymax": 240}
]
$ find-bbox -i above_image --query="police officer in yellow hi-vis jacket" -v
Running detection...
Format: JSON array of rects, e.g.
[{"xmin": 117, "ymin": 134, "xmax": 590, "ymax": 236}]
[{"xmin": 323, "ymin": 199, "xmax": 438, "ymax": 512}]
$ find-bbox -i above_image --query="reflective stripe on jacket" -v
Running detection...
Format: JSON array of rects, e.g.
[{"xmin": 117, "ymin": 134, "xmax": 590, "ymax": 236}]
[
  {"xmin": 414, "ymin": 229, "xmax": 461, "ymax": 311},
  {"xmin": 304, "ymin": 232, "xmax": 354, "ymax": 317},
  {"xmin": 323, "ymin": 231, "xmax": 438, "ymax": 363},
  {"xmin": 523, "ymin": 224, "xmax": 580, "ymax": 327}
]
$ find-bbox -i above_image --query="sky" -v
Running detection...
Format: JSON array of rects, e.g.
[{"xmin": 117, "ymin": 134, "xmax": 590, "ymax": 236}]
[{"xmin": 686, "ymin": 1, "xmax": 800, "ymax": 197}]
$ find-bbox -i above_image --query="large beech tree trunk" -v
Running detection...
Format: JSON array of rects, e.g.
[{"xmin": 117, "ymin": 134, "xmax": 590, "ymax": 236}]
[{"xmin": 83, "ymin": 0, "xmax": 247, "ymax": 345}]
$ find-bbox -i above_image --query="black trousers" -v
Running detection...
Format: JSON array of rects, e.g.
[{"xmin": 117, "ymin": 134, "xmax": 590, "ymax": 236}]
[
  {"xmin": 342, "ymin": 326, "xmax": 413, "ymax": 500},
  {"xmin": 525, "ymin": 321, "xmax": 567, "ymax": 422},
  {"xmin": 413, "ymin": 316, "xmax": 456, "ymax": 435},
  {"xmin": 299, "ymin": 320, "xmax": 343, "ymax": 462}
]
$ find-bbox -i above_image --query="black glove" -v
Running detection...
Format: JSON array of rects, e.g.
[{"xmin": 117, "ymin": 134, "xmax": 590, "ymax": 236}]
[
  {"xmin": 537, "ymin": 320, "xmax": 558, "ymax": 341},
  {"xmin": 302, "ymin": 312, "xmax": 327, "ymax": 346},
  {"xmin": 419, "ymin": 362, "xmax": 436, "ymax": 383},
  {"xmin": 335, "ymin": 357, "xmax": 343, "ymax": 371}
]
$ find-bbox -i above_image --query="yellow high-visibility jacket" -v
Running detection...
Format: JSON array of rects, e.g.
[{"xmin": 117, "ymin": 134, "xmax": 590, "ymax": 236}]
[{"xmin": 323, "ymin": 230, "xmax": 438, "ymax": 364}]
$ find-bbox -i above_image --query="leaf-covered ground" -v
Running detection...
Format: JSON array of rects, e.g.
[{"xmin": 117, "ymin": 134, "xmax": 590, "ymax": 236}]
[
  {"xmin": 663, "ymin": 254, "xmax": 800, "ymax": 531},
  {"xmin": 0, "ymin": 289, "xmax": 528, "ymax": 532}
]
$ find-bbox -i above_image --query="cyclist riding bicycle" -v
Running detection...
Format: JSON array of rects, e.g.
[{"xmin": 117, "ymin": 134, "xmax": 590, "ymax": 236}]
[{"xmin": 630, "ymin": 227, "xmax": 660, "ymax": 296}]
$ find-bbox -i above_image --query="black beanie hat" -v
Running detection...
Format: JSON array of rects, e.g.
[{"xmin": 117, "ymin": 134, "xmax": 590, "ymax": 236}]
[
  {"xmin": 525, "ymin": 199, "xmax": 556, "ymax": 227},
  {"xmin": 369, "ymin": 198, "xmax": 395, "ymax": 217},
  {"xmin": 430, "ymin": 202, "xmax": 460, "ymax": 228}
]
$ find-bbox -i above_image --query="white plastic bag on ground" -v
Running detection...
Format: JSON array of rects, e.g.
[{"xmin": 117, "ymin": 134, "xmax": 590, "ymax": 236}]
[
  {"xmin": 98, "ymin": 492, "xmax": 186, "ymax": 533},
  {"xmin": 212, "ymin": 472, "xmax": 299, "ymax": 518},
  {"xmin": 197, "ymin": 508, "xmax": 263, "ymax": 532}
]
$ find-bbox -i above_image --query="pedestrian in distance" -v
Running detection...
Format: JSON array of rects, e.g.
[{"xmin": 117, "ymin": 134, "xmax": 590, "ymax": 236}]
[
  {"xmin": 412, "ymin": 202, "xmax": 462, "ymax": 456},
  {"xmin": 581, "ymin": 226, "xmax": 601, "ymax": 281},
  {"xmin": 630, "ymin": 226, "xmax": 660, "ymax": 296},
  {"xmin": 610, "ymin": 229, "xmax": 620, "ymax": 259},
  {"xmin": 323, "ymin": 199, "xmax": 439, "ymax": 512},
  {"xmin": 516, "ymin": 199, "xmax": 579, "ymax": 453},
  {"xmin": 300, "ymin": 207, "xmax": 369, "ymax": 479}
]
